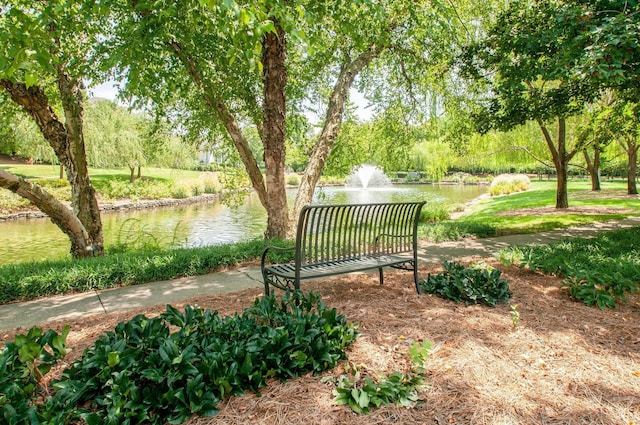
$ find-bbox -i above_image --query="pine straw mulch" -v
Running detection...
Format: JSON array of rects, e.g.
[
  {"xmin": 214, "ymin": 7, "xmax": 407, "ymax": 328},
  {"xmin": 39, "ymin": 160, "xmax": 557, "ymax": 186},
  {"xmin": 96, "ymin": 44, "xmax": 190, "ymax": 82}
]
[{"xmin": 2, "ymin": 258, "xmax": 639, "ymax": 425}]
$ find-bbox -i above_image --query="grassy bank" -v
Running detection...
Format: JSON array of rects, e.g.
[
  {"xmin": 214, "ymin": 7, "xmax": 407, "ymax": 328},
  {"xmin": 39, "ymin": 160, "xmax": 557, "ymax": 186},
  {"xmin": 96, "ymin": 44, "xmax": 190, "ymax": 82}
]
[
  {"xmin": 0, "ymin": 239, "xmax": 293, "ymax": 305},
  {"xmin": 420, "ymin": 179, "xmax": 640, "ymax": 241}
]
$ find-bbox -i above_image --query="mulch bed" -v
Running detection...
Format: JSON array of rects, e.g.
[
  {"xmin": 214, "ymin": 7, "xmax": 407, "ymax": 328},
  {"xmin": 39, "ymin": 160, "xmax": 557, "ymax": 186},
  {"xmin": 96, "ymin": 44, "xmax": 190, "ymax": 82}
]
[{"xmin": 2, "ymin": 259, "xmax": 639, "ymax": 425}]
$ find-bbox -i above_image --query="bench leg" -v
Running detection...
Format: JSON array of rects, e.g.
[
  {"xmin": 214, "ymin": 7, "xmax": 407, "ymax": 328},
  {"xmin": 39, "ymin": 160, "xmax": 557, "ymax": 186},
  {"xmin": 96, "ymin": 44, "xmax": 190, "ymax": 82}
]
[
  {"xmin": 378, "ymin": 267, "xmax": 384, "ymax": 285},
  {"xmin": 413, "ymin": 261, "xmax": 421, "ymax": 294},
  {"xmin": 262, "ymin": 270, "xmax": 272, "ymax": 296}
]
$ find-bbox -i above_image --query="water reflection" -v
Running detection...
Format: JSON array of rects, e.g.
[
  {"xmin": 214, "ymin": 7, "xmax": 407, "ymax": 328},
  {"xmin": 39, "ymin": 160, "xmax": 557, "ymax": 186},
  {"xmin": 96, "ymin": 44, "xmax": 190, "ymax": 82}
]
[{"xmin": 0, "ymin": 184, "xmax": 485, "ymax": 265}]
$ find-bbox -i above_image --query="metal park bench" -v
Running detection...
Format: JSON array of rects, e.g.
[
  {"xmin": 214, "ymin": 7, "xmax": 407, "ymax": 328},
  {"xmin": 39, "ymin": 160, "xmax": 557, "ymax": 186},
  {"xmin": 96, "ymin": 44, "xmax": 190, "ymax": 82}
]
[{"xmin": 261, "ymin": 202, "xmax": 426, "ymax": 295}]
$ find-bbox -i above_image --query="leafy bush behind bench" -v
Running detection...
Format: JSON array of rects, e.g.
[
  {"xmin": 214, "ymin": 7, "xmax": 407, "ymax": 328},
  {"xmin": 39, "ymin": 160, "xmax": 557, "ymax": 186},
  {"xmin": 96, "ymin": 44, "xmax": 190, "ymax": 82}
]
[{"xmin": 419, "ymin": 261, "xmax": 512, "ymax": 306}]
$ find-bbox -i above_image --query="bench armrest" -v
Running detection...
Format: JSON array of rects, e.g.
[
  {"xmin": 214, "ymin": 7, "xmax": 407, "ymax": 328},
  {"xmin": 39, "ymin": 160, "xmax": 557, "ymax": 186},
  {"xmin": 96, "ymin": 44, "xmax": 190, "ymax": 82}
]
[{"xmin": 261, "ymin": 245, "xmax": 296, "ymax": 268}]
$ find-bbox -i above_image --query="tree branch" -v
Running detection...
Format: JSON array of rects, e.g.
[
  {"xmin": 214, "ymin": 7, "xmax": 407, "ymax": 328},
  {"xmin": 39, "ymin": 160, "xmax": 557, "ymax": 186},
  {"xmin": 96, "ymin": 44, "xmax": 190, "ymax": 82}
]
[
  {"xmin": 165, "ymin": 40, "xmax": 268, "ymax": 207},
  {"xmin": 0, "ymin": 169, "xmax": 91, "ymax": 253}
]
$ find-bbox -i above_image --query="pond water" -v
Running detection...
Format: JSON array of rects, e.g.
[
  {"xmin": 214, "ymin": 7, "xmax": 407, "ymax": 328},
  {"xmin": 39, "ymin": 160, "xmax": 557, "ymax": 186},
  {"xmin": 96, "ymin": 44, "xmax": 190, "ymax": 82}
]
[{"xmin": 0, "ymin": 184, "xmax": 485, "ymax": 265}]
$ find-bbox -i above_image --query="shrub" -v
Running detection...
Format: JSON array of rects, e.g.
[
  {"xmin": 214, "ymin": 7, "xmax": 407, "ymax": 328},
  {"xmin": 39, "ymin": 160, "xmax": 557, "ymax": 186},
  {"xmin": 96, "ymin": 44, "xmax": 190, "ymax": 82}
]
[
  {"xmin": 286, "ymin": 174, "xmax": 300, "ymax": 186},
  {"xmin": 32, "ymin": 178, "xmax": 69, "ymax": 189},
  {"xmin": 489, "ymin": 174, "xmax": 530, "ymax": 196},
  {"xmin": 201, "ymin": 172, "xmax": 219, "ymax": 194},
  {"xmin": 318, "ymin": 175, "xmax": 345, "ymax": 185},
  {"xmin": 191, "ymin": 180, "xmax": 205, "ymax": 196},
  {"xmin": 419, "ymin": 221, "xmax": 497, "ymax": 242},
  {"xmin": 500, "ymin": 227, "xmax": 640, "ymax": 309},
  {"xmin": 419, "ymin": 261, "xmax": 512, "ymax": 306},
  {"xmin": 0, "ymin": 326, "xmax": 70, "ymax": 424},
  {"xmin": 171, "ymin": 182, "xmax": 192, "ymax": 199},
  {"xmin": 101, "ymin": 179, "xmax": 173, "ymax": 201},
  {"xmin": 419, "ymin": 202, "xmax": 450, "ymax": 223},
  {"xmin": 0, "ymin": 191, "xmax": 29, "ymax": 212},
  {"xmin": 333, "ymin": 341, "xmax": 431, "ymax": 414},
  {"xmin": 1, "ymin": 292, "xmax": 356, "ymax": 425}
]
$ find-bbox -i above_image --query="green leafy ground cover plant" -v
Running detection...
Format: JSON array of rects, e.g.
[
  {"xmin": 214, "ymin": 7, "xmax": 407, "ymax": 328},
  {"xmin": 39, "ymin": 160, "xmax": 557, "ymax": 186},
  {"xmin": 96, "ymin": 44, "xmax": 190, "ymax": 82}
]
[
  {"xmin": 500, "ymin": 226, "xmax": 640, "ymax": 309},
  {"xmin": 419, "ymin": 261, "xmax": 512, "ymax": 306},
  {"xmin": 0, "ymin": 291, "xmax": 357, "ymax": 425},
  {"xmin": 332, "ymin": 341, "xmax": 432, "ymax": 414},
  {"xmin": 0, "ymin": 239, "xmax": 294, "ymax": 304},
  {"xmin": 0, "ymin": 326, "xmax": 69, "ymax": 425}
]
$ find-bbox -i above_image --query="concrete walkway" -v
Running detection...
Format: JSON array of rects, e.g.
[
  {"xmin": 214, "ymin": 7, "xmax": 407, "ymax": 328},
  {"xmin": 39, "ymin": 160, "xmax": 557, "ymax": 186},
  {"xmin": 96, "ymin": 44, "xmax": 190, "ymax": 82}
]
[{"xmin": 1, "ymin": 217, "xmax": 638, "ymax": 332}]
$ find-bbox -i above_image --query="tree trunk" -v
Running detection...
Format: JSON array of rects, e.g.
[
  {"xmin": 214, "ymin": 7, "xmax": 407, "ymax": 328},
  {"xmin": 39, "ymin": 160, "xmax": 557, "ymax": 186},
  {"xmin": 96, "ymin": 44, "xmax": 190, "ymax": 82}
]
[
  {"xmin": 261, "ymin": 27, "xmax": 289, "ymax": 239},
  {"xmin": 129, "ymin": 166, "xmax": 136, "ymax": 183},
  {"xmin": 582, "ymin": 147, "xmax": 601, "ymax": 191},
  {"xmin": 627, "ymin": 138, "xmax": 638, "ymax": 195},
  {"xmin": 290, "ymin": 48, "xmax": 378, "ymax": 234},
  {"xmin": 536, "ymin": 117, "xmax": 575, "ymax": 209},
  {"xmin": 57, "ymin": 72, "xmax": 104, "ymax": 255},
  {"xmin": 59, "ymin": 164, "xmax": 64, "ymax": 179},
  {"xmin": 555, "ymin": 161, "xmax": 569, "ymax": 208},
  {"xmin": 0, "ymin": 78, "xmax": 104, "ymax": 258},
  {"xmin": 0, "ymin": 170, "xmax": 94, "ymax": 255},
  {"xmin": 137, "ymin": 166, "xmax": 142, "ymax": 179}
]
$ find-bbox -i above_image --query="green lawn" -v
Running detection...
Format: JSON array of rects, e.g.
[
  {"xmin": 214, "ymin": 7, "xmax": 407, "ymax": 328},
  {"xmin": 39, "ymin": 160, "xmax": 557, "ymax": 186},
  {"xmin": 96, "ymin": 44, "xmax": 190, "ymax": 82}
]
[
  {"xmin": 0, "ymin": 164, "xmax": 220, "ymax": 208},
  {"xmin": 0, "ymin": 163, "xmax": 204, "ymax": 181},
  {"xmin": 421, "ymin": 179, "xmax": 640, "ymax": 240}
]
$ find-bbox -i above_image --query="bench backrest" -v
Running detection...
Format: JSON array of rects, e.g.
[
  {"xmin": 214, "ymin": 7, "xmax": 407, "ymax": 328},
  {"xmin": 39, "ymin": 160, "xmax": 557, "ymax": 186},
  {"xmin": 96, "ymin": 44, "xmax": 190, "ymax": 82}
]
[{"xmin": 294, "ymin": 202, "xmax": 426, "ymax": 266}]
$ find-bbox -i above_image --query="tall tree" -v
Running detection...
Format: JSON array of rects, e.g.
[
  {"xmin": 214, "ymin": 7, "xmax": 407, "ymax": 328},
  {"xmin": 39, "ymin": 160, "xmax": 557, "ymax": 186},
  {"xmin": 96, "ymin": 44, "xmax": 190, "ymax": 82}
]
[
  {"xmin": 98, "ymin": 0, "xmax": 458, "ymax": 237},
  {"xmin": 85, "ymin": 99, "xmax": 152, "ymax": 182},
  {"xmin": 0, "ymin": 0, "xmax": 104, "ymax": 258},
  {"xmin": 460, "ymin": 0, "xmax": 602, "ymax": 208}
]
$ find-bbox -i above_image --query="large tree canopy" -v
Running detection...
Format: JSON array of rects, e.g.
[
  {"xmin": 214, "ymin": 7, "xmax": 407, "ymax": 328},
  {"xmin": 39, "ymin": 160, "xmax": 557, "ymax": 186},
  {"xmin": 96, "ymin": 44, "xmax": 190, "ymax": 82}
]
[
  {"xmin": 459, "ymin": 0, "xmax": 610, "ymax": 208},
  {"xmin": 93, "ymin": 0, "xmax": 459, "ymax": 237},
  {"xmin": 570, "ymin": 0, "xmax": 640, "ymax": 92}
]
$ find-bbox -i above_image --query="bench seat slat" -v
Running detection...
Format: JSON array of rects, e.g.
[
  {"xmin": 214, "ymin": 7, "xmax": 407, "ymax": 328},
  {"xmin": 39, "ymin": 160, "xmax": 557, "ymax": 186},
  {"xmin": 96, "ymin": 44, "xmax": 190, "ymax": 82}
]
[{"xmin": 265, "ymin": 254, "xmax": 413, "ymax": 280}]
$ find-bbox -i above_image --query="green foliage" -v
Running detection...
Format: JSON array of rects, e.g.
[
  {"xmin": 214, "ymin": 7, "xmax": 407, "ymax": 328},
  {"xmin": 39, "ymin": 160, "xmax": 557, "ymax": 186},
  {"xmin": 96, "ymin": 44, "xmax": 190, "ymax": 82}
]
[
  {"xmin": 285, "ymin": 174, "xmax": 300, "ymax": 186},
  {"xmin": 1, "ymin": 292, "xmax": 357, "ymax": 424},
  {"xmin": 418, "ymin": 202, "xmax": 451, "ymax": 223},
  {"xmin": 171, "ymin": 181, "xmax": 192, "ymax": 199},
  {"xmin": 0, "ymin": 190, "xmax": 28, "ymax": 212},
  {"xmin": 107, "ymin": 218, "xmax": 184, "ymax": 254},
  {"xmin": 420, "ymin": 261, "xmax": 512, "ymax": 306},
  {"xmin": 408, "ymin": 340, "xmax": 432, "ymax": 374},
  {"xmin": 501, "ymin": 227, "xmax": 640, "ymax": 309},
  {"xmin": 488, "ymin": 174, "xmax": 530, "ymax": 196},
  {"xmin": 333, "ymin": 341, "xmax": 431, "ymax": 414},
  {"xmin": 334, "ymin": 372, "xmax": 425, "ymax": 414},
  {"xmin": 412, "ymin": 139, "xmax": 454, "ymax": 181},
  {"xmin": 419, "ymin": 221, "xmax": 498, "ymax": 242},
  {"xmin": 201, "ymin": 172, "xmax": 219, "ymax": 194},
  {"xmin": 0, "ymin": 239, "xmax": 294, "ymax": 304},
  {"xmin": 98, "ymin": 178, "xmax": 174, "ymax": 201},
  {"xmin": 0, "ymin": 326, "xmax": 69, "ymax": 424},
  {"xmin": 460, "ymin": 0, "xmax": 599, "ymax": 131}
]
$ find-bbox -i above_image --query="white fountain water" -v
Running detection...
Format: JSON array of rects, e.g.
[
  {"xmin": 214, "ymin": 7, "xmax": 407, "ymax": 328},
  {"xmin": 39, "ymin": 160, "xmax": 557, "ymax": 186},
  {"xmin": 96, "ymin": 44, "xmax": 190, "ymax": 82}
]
[{"xmin": 346, "ymin": 164, "xmax": 390, "ymax": 188}]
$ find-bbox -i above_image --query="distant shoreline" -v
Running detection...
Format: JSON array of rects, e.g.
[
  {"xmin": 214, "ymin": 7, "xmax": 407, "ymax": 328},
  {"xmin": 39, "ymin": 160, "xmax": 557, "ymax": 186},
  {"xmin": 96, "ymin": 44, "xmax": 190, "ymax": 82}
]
[{"xmin": 0, "ymin": 193, "xmax": 227, "ymax": 223}]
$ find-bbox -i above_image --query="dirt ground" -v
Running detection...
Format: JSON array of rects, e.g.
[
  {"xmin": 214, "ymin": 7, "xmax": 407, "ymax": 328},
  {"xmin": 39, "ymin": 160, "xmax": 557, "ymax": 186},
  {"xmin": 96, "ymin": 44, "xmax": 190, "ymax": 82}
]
[
  {"xmin": 3, "ymin": 259, "xmax": 638, "ymax": 425},
  {"xmin": 0, "ymin": 154, "xmax": 30, "ymax": 165}
]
